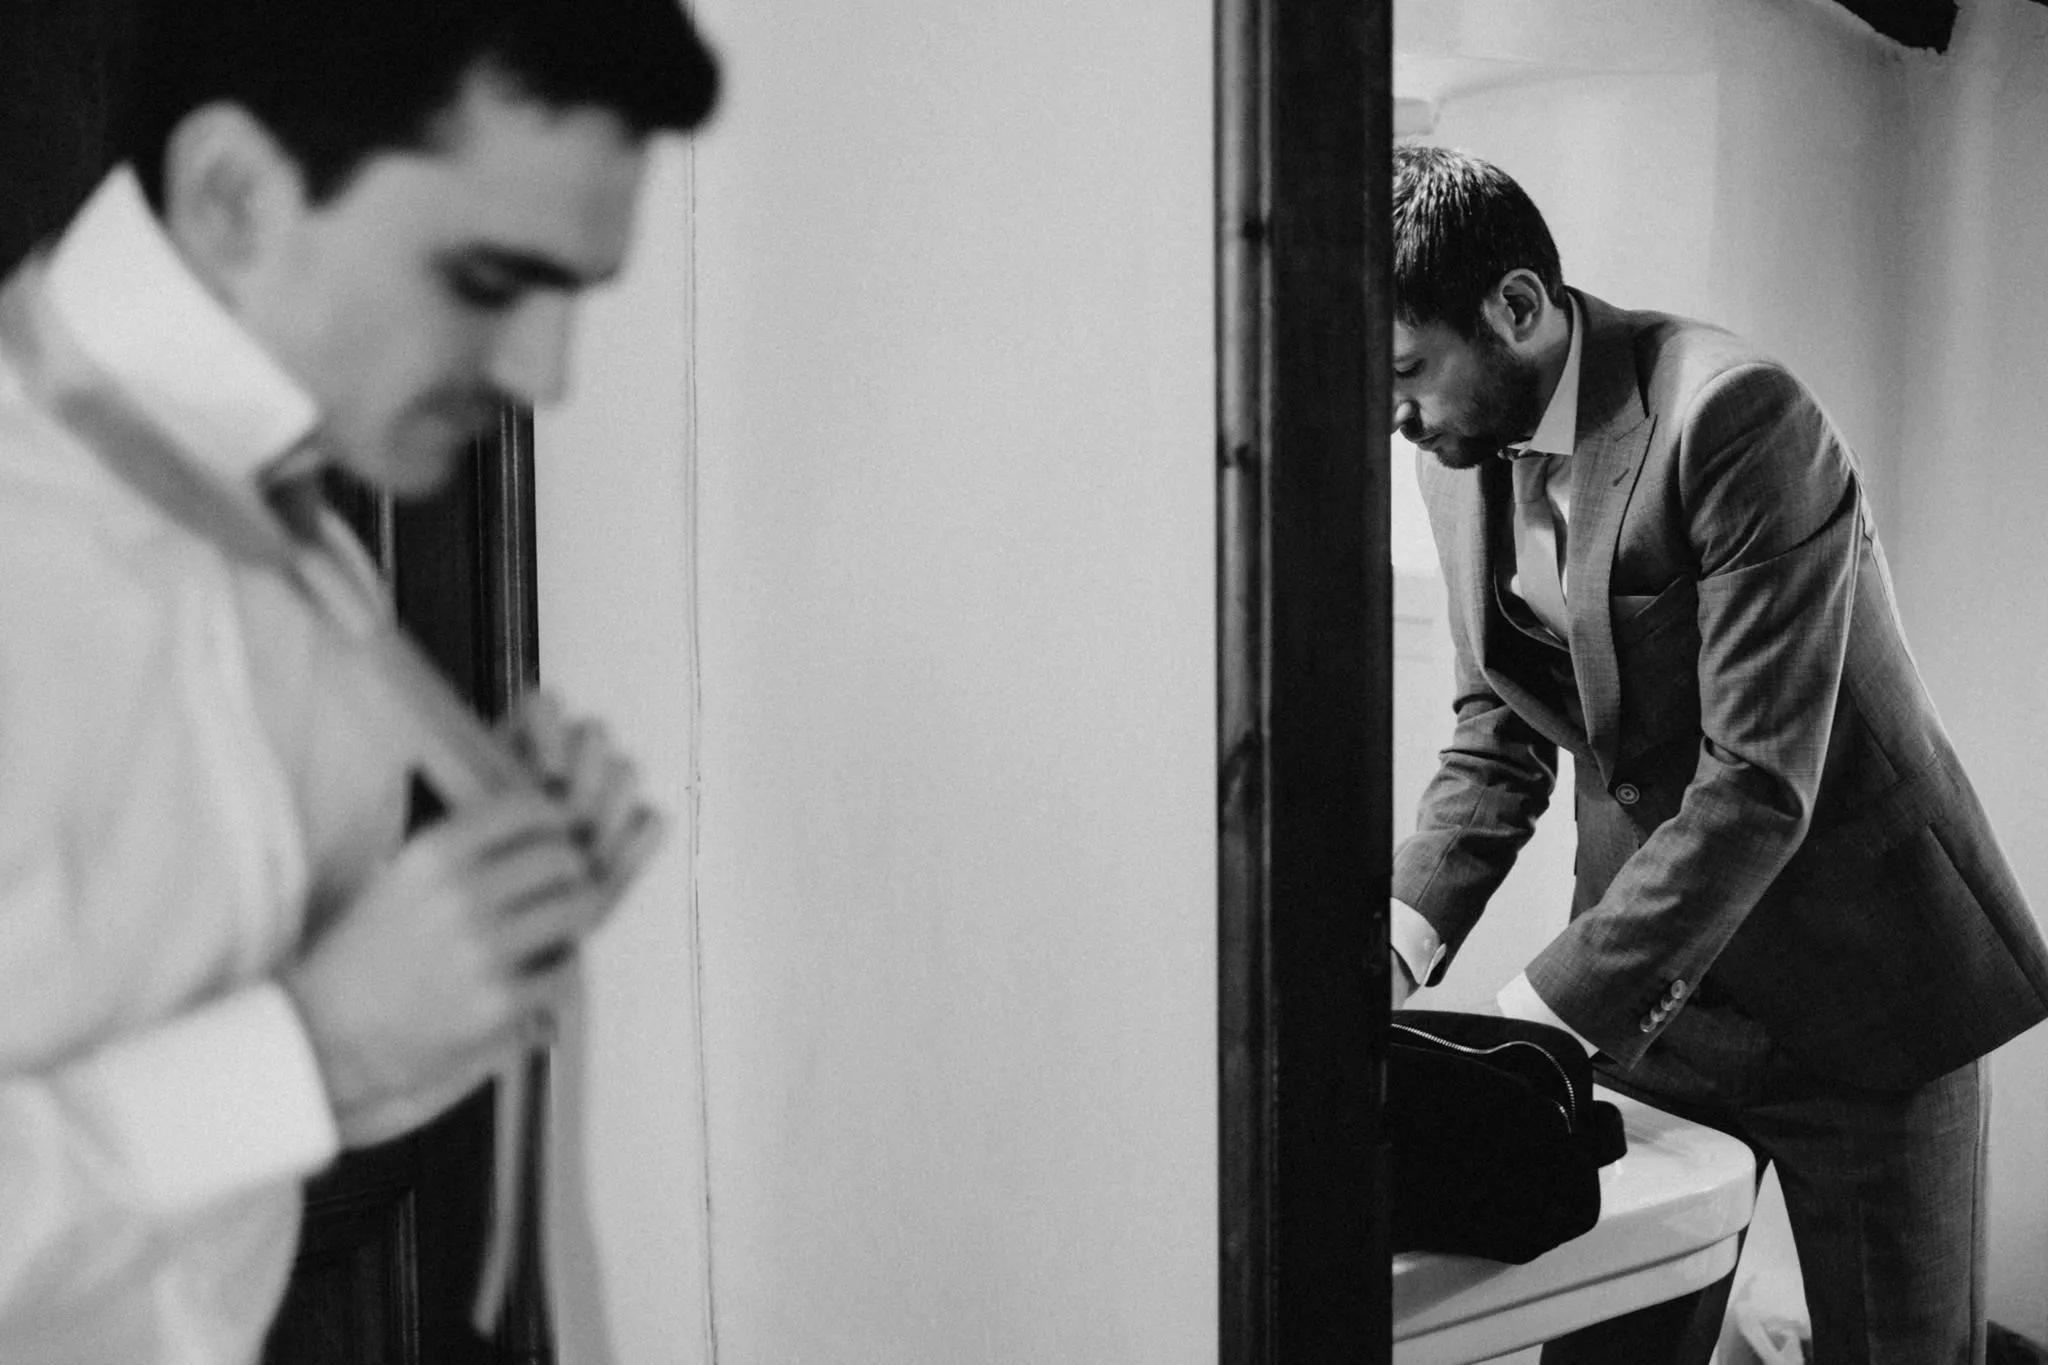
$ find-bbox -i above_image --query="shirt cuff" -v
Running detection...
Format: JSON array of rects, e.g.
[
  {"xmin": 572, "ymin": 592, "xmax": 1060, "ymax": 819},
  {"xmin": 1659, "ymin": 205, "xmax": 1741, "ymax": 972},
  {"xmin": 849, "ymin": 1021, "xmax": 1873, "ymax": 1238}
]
[
  {"xmin": 64, "ymin": 983, "xmax": 341, "ymax": 1219},
  {"xmin": 1389, "ymin": 899, "xmax": 1447, "ymax": 990},
  {"xmin": 1496, "ymin": 972, "xmax": 1598, "ymax": 1057}
]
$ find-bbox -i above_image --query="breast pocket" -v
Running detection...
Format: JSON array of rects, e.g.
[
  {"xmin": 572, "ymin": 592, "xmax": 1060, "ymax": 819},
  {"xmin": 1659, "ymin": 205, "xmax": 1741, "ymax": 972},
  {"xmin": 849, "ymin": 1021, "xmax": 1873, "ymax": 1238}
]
[
  {"xmin": 1612, "ymin": 577, "xmax": 1701, "ymax": 763},
  {"xmin": 1612, "ymin": 576, "xmax": 1696, "ymax": 647}
]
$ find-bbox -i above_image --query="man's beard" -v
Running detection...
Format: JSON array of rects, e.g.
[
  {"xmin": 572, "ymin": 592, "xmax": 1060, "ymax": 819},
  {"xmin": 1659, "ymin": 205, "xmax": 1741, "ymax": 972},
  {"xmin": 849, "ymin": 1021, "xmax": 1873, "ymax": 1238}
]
[{"xmin": 1426, "ymin": 333, "xmax": 1547, "ymax": 470}]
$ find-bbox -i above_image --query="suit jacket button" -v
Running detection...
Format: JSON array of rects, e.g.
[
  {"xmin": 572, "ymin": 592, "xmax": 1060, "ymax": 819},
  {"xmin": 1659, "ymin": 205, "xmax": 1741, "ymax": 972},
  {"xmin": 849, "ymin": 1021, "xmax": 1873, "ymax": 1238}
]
[{"xmin": 1615, "ymin": 783, "xmax": 1641, "ymax": 805}]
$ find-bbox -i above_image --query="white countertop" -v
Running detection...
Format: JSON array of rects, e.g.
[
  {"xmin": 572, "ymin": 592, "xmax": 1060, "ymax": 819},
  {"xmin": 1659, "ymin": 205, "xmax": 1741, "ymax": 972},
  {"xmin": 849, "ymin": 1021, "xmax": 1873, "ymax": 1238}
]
[{"xmin": 1393, "ymin": 1089, "xmax": 1757, "ymax": 1365}]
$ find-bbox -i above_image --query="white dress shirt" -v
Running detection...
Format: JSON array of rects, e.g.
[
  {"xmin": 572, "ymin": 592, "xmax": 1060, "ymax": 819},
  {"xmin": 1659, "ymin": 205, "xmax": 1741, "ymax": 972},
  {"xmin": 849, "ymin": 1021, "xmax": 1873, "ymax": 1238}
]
[
  {"xmin": 1393, "ymin": 297, "xmax": 1597, "ymax": 1054},
  {"xmin": 0, "ymin": 169, "xmax": 411, "ymax": 1364}
]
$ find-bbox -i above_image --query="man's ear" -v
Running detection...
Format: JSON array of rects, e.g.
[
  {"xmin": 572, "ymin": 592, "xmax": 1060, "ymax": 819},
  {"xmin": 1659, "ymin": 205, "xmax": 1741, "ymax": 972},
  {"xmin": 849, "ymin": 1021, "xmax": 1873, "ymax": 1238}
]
[
  {"xmin": 159, "ymin": 103, "xmax": 306, "ymax": 303},
  {"xmin": 1488, "ymin": 270, "xmax": 1551, "ymax": 345}
]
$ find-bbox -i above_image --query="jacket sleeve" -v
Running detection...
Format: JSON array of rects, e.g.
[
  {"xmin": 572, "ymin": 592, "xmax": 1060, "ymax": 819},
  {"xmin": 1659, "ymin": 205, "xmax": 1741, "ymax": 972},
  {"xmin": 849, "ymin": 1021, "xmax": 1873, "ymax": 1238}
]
[
  {"xmin": 1526, "ymin": 360, "xmax": 1860, "ymax": 1065},
  {"xmin": 1391, "ymin": 538, "xmax": 1560, "ymax": 974}
]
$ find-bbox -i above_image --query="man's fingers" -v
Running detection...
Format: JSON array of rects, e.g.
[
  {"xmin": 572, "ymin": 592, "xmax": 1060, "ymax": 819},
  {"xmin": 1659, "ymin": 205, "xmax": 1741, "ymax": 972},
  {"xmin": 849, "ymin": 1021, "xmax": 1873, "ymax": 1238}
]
[
  {"xmin": 493, "ymin": 878, "xmax": 611, "ymax": 969},
  {"xmin": 583, "ymin": 761, "xmax": 651, "ymax": 865},
  {"xmin": 492, "ymin": 806, "xmax": 664, "ymax": 976},
  {"xmin": 495, "ymin": 697, "xmax": 661, "ymax": 892},
  {"xmin": 400, "ymin": 788, "xmax": 583, "ymax": 878},
  {"xmin": 557, "ymin": 722, "xmax": 645, "ymax": 868},
  {"xmin": 594, "ymin": 803, "xmax": 667, "ymax": 892},
  {"xmin": 506, "ymin": 689, "xmax": 568, "ymax": 775},
  {"xmin": 562, "ymin": 717, "xmax": 613, "ymax": 797},
  {"xmin": 504, "ymin": 689, "xmax": 598, "ymax": 796}
]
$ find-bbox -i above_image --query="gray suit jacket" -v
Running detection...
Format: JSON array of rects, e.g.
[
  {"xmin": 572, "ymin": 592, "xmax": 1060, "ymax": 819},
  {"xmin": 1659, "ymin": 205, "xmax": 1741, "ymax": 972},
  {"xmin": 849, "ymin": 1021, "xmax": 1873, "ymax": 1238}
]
[{"xmin": 1393, "ymin": 290, "xmax": 2048, "ymax": 1089}]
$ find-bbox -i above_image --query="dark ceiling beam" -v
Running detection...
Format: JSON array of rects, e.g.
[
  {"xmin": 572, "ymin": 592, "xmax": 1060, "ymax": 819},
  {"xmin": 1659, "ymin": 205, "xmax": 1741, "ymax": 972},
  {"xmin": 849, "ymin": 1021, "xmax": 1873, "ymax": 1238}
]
[{"xmin": 1829, "ymin": 0, "xmax": 1959, "ymax": 50}]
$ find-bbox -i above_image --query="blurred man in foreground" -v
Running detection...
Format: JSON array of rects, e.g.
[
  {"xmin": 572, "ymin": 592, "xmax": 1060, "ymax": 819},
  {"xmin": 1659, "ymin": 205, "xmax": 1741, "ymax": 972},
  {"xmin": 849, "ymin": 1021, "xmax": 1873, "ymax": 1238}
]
[{"xmin": 0, "ymin": 2, "xmax": 718, "ymax": 1359}]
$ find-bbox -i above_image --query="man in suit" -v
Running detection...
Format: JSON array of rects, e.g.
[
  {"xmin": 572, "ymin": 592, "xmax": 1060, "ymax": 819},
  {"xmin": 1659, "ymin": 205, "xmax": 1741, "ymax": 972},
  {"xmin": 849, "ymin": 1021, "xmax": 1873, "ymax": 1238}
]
[{"xmin": 1386, "ymin": 145, "xmax": 2048, "ymax": 1363}]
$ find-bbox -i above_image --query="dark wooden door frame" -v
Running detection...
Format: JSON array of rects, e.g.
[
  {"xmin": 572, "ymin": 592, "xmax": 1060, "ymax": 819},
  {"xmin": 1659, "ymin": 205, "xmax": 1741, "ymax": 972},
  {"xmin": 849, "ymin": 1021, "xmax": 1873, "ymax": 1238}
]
[
  {"xmin": 394, "ymin": 404, "xmax": 555, "ymax": 1364},
  {"xmin": 1217, "ymin": 2, "xmax": 1394, "ymax": 1362}
]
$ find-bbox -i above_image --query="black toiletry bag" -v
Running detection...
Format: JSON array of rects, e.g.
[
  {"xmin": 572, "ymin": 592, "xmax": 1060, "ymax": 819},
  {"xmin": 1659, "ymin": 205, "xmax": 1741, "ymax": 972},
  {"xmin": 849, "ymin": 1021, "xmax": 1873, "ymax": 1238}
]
[{"xmin": 1389, "ymin": 1010, "xmax": 1628, "ymax": 1264}]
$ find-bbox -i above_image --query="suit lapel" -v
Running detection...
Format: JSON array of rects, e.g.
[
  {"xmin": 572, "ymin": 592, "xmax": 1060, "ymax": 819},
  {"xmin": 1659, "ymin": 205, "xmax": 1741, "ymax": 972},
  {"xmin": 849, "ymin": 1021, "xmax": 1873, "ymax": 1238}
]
[
  {"xmin": 1565, "ymin": 293, "xmax": 1656, "ymax": 783},
  {"xmin": 1426, "ymin": 452, "xmax": 1585, "ymax": 756}
]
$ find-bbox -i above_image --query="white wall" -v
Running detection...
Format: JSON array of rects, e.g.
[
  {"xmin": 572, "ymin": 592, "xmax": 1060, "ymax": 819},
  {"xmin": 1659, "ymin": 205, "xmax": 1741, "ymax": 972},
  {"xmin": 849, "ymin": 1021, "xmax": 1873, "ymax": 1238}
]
[
  {"xmin": 537, "ymin": 6, "xmax": 1216, "ymax": 1355},
  {"xmin": 1396, "ymin": 0, "xmax": 2048, "ymax": 1346},
  {"xmin": 536, "ymin": 141, "xmax": 715, "ymax": 1364},
  {"xmin": 682, "ymin": 5, "xmax": 1214, "ymax": 1363}
]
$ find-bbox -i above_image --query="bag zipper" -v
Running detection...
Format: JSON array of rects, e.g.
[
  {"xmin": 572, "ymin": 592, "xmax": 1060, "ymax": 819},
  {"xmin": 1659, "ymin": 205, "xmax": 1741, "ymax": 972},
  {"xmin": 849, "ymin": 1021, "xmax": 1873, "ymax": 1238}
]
[{"xmin": 1391, "ymin": 1023, "xmax": 1580, "ymax": 1130}]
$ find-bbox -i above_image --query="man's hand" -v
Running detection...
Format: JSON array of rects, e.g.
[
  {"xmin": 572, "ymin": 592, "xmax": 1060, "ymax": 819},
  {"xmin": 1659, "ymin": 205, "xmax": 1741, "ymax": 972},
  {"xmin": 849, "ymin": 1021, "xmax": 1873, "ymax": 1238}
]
[
  {"xmin": 504, "ymin": 690, "xmax": 667, "ymax": 904},
  {"xmin": 283, "ymin": 792, "xmax": 606, "ymax": 1145},
  {"xmin": 283, "ymin": 693, "xmax": 665, "ymax": 1148},
  {"xmin": 1390, "ymin": 948, "xmax": 1416, "ymax": 1011}
]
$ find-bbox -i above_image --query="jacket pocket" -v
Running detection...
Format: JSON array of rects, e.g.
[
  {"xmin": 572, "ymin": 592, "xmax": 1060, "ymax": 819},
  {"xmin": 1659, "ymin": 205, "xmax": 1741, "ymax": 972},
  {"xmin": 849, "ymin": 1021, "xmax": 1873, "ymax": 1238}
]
[
  {"xmin": 1612, "ymin": 576, "xmax": 1697, "ymax": 648},
  {"xmin": 1614, "ymin": 578, "xmax": 1702, "ymax": 764},
  {"xmin": 1722, "ymin": 817, "xmax": 2041, "ymax": 1087}
]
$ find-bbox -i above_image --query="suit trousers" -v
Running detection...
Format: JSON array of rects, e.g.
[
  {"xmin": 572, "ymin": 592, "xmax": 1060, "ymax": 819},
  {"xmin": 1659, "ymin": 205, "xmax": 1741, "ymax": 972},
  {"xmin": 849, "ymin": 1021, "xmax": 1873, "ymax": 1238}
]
[{"xmin": 1539, "ymin": 991, "xmax": 1990, "ymax": 1365}]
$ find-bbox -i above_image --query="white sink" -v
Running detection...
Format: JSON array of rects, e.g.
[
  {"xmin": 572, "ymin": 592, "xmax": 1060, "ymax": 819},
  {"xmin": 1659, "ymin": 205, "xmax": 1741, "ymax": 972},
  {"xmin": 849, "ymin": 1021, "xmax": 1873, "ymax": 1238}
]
[{"xmin": 1393, "ymin": 1089, "xmax": 1757, "ymax": 1364}]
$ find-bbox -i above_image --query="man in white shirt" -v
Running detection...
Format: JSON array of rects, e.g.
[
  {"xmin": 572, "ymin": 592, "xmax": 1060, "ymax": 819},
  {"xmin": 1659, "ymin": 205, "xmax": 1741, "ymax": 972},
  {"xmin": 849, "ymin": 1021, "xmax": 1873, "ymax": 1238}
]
[
  {"xmin": 1387, "ymin": 146, "xmax": 2048, "ymax": 1363},
  {"xmin": 0, "ymin": 1, "xmax": 719, "ymax": 1360}
]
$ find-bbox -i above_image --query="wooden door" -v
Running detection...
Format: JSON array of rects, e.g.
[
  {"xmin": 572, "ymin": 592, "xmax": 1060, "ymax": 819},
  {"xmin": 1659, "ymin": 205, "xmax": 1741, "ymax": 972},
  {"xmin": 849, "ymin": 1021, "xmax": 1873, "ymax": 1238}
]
[{"xmin": 1, "ymin": 7, "xmax": 553, "ymax": 1362}]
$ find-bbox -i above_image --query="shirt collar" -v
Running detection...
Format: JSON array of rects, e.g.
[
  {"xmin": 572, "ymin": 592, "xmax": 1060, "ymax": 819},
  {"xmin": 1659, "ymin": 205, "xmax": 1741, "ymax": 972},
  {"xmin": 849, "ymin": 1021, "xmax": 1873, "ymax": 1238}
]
[
  {"xmin": 1513, "ymin": 292, "xmax": 1583, "ymax": 459},
  {"xmin": 43, "ymin": 168, "xmax": 322, "ymax": 488}
]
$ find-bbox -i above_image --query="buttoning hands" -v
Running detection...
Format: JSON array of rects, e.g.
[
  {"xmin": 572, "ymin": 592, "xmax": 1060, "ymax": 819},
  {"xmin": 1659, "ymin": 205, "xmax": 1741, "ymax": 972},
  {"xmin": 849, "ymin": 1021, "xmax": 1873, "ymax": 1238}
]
[
  {"xmin": 282, "ymin": 689, "xmax": 665, "ymax": 1147},
  {"xmin": 502, "ymin": 689, "xmax": 667, "ymax": 909}
]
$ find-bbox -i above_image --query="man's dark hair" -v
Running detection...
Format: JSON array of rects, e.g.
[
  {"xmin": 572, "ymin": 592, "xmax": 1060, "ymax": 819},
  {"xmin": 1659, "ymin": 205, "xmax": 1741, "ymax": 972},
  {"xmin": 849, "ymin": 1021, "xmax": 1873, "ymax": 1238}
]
[
  {"xmin": 117, "ymin": 0, "xmax": 721, "ymax": 209},
  {"xmin": 1392, "ymin": 145, "xmax": 1566, "ymax": 336}
]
